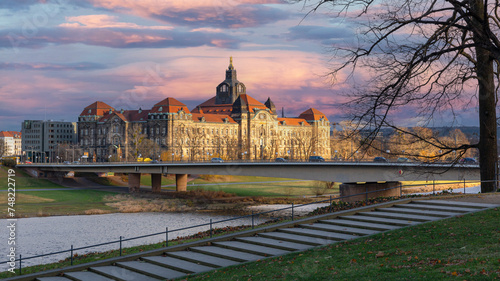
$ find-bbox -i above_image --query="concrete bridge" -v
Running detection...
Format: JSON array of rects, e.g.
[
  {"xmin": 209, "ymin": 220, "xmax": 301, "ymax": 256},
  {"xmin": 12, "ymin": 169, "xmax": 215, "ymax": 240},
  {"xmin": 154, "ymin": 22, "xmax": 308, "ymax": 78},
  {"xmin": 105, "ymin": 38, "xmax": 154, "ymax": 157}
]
[{"xmin": 18, "ymin": 161, "xmax": 480, "ymax": 199}]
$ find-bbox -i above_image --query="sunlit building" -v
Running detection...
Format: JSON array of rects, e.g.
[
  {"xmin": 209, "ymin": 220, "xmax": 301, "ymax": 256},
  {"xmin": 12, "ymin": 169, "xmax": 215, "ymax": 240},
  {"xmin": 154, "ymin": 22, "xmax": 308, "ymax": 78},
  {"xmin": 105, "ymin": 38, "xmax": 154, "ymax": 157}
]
[
  {"xmin": 0, "ymin": 131, "xmax": 22, "ymax": 157},
  {"xmin": 78, "ymin": 58, "xmax": 331, "ymax": 162}
]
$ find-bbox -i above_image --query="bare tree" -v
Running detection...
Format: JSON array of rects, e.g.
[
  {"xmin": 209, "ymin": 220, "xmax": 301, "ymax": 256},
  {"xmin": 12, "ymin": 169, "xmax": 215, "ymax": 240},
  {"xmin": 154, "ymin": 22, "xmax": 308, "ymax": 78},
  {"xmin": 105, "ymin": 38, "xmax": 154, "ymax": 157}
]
[
  {"xmin": 127, "ymin": 123, "xmax": 147, "ymax": 160},
  {"xmin": 298, "ymin": 0, "xmax": 499, "ymax": 192}
]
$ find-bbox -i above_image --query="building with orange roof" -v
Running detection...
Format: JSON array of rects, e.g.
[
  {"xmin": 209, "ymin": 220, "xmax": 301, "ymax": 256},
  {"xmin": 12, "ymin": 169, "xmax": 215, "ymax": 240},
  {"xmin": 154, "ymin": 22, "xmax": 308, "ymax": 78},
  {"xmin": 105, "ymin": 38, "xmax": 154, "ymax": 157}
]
[
  {"xmin": 0, "ymin": 131, "xmax": 22, "ymax": 157},
  {"xmin": 78, "ymin": 58, "xmax": 330, "ymax": 161}
]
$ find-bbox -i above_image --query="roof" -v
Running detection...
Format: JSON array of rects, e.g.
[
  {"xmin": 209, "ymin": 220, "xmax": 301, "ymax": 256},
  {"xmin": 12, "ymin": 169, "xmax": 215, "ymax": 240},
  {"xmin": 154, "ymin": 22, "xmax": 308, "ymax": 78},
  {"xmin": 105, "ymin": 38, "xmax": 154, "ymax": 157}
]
[
  {"xmin": 151, "ymin": 97, "xmax": 190, "ymax": 114},
  {"xmin": 98, "ymin": 109, "xmax": 151, "ymax": 123},
  {"xmin": 277, "ymin": 118, "xmax": 311, "ymax": 126},
  {"xmin": 193, "ymin": 97, "xmax": 234, "ymax": 114},
  {"xmin": 298, "ymin": 108, "xmax": 328, "ymax": 121},
  {"xmin": 80, "ymin": 101, "xmax": 114, "ymax": 116},
  {"xmin": 191, "ymin": 113, "xmax": 237, "ymax": 124},
  {"xmin": 232, "ymin": 94, "xmax": 268, "ymax": 113},
  {"xmin": 0, "ymin": 131, "xmax": 21, "ymax": 138}
]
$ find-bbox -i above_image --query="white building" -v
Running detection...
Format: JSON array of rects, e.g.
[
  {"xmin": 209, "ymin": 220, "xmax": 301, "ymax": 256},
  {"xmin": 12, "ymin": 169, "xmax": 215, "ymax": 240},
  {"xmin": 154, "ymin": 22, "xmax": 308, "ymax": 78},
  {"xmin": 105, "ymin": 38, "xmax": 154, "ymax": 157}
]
[{"xmin": 0, "ymin": 131, "xmax": 22, "ymax": 156}]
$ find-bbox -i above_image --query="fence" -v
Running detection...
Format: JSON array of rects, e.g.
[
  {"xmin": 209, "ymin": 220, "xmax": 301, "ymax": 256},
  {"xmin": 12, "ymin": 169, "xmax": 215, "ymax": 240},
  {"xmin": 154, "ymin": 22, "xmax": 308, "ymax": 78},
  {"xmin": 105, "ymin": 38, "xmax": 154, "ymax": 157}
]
[{"xmin": 2, "ymin": 179, "xmax": 489, "ymax": 275}]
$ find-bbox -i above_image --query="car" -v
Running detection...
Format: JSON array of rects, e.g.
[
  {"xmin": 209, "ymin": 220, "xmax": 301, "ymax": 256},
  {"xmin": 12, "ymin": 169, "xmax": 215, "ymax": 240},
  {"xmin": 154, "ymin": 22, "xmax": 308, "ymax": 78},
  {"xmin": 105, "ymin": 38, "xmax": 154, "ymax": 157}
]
[
  {"xmin": 72, "ymin": 161, "xmax": 80, "ymax": 164},
  {"xmin": 63, "ymin": 161, "xmax": 71, "ymax": 164},
  {"xmin": 275, "ymin": 157, "xmax": 287, "ymax": 162},
  {"xmin": 396, "ymin": 157, "xmax": 410, "ymax": 163},
  {"xmin": 211, "ymin": 157, "xmax": 224, "ymax": 163},
  {"xmin": 459, "ymin": 157, "xmax": 477, "ymax": 164},
  {"xmin": 24, "ymin": 161, "xmax": 32, "ymax": 164},
  {"xmin": 309, "ymin": 156, "xmax": 325, "ymax": 162},
  {"xmin": 373, "ymin": 157, "xmax": 388, "ymax": 163},
  {"xmin": 151, "ymin": 160, "xmax": 159, "ymax": 164}
]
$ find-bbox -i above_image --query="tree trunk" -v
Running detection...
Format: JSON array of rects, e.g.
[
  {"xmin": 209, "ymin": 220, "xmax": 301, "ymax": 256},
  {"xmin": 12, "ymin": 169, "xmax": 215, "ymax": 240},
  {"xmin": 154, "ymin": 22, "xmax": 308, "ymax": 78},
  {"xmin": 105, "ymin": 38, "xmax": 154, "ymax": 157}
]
[{"xmin": 474, "ymin": 0, "xmax": 498, "ymax": 192}]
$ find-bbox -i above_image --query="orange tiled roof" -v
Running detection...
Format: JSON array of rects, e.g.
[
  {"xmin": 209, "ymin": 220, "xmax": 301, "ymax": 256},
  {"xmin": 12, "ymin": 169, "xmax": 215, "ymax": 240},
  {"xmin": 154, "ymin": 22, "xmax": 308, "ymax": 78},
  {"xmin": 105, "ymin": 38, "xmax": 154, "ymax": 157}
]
[
  {"xmin": 98, "ymin": 109, "xmax": 151, "ymax": 123},
  {"xmin": 151, "ymin": 97, "xmax": 190, "ymax": 114},
  {"xmin": 277, "ymin": 118, "xmax": 310, "ymax": 126},
  {"xmin": 298, "ymin": 108, "xmax": 328, "ymax": 121},
  {"xmin": 238, "ymin": 94, "xmax": 268, "ymax": 113},
  {"xmin": 0, "ymin": 131, "xmax": 22, "ymax": 138},
  {"xmin": 80, "ymin": 101, "xmax": 115, "ymax": 116},
  {"xmin": 193, "ymin": 97, "xmax": 234, "ymax": 114},
  {"xmin": 0, "ymin": 131, "xmax": 12, "ymax": 137},
  {"xmin": 191, "ymin": 113, "xmax": 237, "ymax": 124},
  {"xmin": 122, "ymin": 109, "xmax": 150, "ymax": 122}
]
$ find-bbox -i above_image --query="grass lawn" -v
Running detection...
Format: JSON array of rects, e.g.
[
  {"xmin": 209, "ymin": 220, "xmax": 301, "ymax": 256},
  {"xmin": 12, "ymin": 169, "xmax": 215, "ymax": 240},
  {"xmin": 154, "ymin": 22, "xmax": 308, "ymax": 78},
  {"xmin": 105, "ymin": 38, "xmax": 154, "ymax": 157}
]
[
  {"xmin": 0, "ymin": 166, "xmax": 67, "ymax": 190},
  {"xmin": 402, "ymin": 180, "xmax": 480, "ymax": 187},
  {"xmin": 180, "ymin": 181, "xmax": 340, "ymax": 197},
  {"xmin": 138, "ymin": 175, "xmax": 306, "ymax": 187},
  {"xmin": 0, "ymin": 190, "xmax": 118, "ymax": 218},
  {"xmin": 185, "ymin": 207, "xmax": 500, "ymax": 280}
]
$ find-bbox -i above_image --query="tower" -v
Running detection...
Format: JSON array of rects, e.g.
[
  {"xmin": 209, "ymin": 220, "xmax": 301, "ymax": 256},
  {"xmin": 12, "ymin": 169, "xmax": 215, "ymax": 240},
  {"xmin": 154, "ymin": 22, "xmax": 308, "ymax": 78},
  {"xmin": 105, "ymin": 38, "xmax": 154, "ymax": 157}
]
[{"xmin": 215, "ymin": 57, "xmax": 246, "ymax": 104}]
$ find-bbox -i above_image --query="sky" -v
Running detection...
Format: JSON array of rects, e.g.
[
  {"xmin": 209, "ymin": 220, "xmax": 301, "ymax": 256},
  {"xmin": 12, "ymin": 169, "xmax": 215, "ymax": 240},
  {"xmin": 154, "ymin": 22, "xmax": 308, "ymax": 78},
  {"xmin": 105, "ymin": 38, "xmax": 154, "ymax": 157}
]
[{"xmin": 0, "ymin": 0, "xmax": 480, "ymax": 132}]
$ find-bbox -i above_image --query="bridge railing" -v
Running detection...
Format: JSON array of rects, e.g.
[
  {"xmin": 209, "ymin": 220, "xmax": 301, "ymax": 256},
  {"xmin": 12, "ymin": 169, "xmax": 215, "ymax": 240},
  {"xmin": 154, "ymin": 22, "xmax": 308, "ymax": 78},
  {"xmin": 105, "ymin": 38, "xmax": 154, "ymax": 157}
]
[{"xmin": 2, "ymin": 179, "xmax": 489, "ymax": 275}]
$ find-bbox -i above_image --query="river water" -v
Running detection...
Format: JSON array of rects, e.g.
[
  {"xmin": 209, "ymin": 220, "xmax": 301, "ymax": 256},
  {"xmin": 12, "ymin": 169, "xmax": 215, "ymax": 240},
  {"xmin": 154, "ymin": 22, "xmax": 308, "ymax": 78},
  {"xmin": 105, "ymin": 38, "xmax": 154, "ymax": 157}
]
[{"xmin": 0, "ymin": 212, "xmax": 269, "ymax": 270}]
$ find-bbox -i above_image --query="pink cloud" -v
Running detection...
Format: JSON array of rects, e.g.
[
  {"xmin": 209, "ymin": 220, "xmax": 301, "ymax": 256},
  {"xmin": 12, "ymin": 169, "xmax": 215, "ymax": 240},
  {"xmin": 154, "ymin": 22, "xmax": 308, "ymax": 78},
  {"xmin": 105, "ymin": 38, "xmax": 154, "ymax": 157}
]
[
  {"xmin": 60, "ymin": 14, "xmax": 173, "ymax": 30},
  {"xmin": 86, "ymin": 0, "xmax": 288, "ymax": 28}
]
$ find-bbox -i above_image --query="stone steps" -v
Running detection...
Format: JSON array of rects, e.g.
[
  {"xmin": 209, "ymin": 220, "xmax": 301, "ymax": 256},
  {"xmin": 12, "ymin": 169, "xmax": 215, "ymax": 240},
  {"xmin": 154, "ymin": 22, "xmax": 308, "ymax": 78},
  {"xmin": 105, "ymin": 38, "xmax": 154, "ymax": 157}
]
[
  {"xmin": 89, "ymin": 266, "xmax": 159, "ymax": 281},
  {"xmin": 320, "ymin": 218, "xmax": 400, "ymax": 231},
  {"xmin": 27, "ymin": 199, "xmax": 498, "ymax": 281},
  {"xmin": 377, "ymin": 207, "xmax": 462, "ymax": 217},
  {"xmin": 63, "ymin": 271, "xmax": 115, "ymax": 281},
  {"xmin": 299, "ymin": 222, "xmax": 380, "ymax": 236},
  {"xmin": 116, "ymin": 261, "xmax": 185, "ymax": 280},
  {"xmin": 235, "ymin": 236, "xmax": 313, "ymax": 251},
  {"xmin": 397, "ymin": 203, "xmax": 474, "ymax": 213},
  {"xmin": 142, "ymin": 256, "xmax": 215, "ymax": 273},
  {"xmin": 190, "ymin": 246, "xmax": 264, "ymax": 262}
]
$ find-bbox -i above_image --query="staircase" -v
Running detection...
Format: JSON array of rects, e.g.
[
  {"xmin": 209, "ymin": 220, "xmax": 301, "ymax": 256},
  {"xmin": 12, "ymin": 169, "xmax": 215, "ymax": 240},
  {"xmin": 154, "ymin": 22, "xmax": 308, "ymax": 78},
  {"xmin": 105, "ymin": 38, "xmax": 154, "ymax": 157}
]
[{"xmin": 10, "ymin": 199, "xmax": 498, "ymax": 281}]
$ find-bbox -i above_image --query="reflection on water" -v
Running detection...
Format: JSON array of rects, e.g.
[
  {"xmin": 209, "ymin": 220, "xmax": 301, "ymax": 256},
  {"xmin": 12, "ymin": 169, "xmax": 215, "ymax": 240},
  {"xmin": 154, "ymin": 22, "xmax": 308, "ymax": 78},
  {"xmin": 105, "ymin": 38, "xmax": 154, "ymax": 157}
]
[{"xmin": 1, "ymin": 212, "xmax": 268, "ymax": 269}]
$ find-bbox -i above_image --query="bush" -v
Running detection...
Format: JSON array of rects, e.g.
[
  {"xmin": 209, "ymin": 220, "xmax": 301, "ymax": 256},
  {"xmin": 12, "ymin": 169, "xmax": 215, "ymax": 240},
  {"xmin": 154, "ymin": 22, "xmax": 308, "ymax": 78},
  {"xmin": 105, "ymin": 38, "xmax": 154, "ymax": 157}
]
[
  {"xmin": 1, "ymin": 159, "xmax": 16, "ymax": 167},
  {"xmin": 311, "ymin": 181, "xmax": 329, "ymax": 196}
]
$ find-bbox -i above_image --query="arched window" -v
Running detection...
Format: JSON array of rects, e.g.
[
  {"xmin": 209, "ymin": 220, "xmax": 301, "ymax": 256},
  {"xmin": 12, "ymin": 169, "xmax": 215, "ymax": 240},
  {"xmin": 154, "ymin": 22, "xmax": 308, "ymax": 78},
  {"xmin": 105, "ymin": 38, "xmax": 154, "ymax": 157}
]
[{"xmin": 220, "ymin": 84, "xmax": 228, "ymax": 92}]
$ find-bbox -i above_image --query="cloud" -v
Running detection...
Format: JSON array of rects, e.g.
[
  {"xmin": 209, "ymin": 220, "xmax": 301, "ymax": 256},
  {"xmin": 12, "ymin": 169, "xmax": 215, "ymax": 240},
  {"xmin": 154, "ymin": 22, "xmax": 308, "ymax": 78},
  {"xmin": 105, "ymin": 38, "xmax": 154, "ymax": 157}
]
[
  {"xmin": 286, "ymin": 25, "xmax": 354, "ymax": 43},
  {"xmin": 60, "ymin": 14, "xmax": 173, "ymax": 30},
  {"xmin": 0, "ymin": 27, "xmax": 241, "ymax": 49},
  {"xmin": 0, "ymin": 0, "xmax": 48, "ymax": 10},
  {"xmin": 0, "ymin": 62, "xmax": 107, "ymax": 71},
  {"xmin": 85, "ymin": 0, "xmax": 289, "ymax": 28}
]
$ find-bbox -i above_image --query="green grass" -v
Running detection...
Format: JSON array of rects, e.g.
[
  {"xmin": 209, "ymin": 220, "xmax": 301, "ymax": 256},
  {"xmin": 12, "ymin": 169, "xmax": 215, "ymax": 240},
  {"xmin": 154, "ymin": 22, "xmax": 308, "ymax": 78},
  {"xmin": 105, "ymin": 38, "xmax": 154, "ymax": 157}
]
[
  {"xmin": 1, "ymin": 190, "xmax": 118, "ymax": 218},
  {"xmin": 402, "ymin": 180, "xmax": 480, "ymax": 187},
  {"xmin": 181, "ymin": 181, "xmax": 340, "ymax": 197},
  {"xmin": 0, "ymin": 166, "xmax": 67, "ymax": 189},
  {"xmin": 138, "ymin": 175, "xmax": 306, "ymax": 187},
  {"xmin": 185, "ymin": 207, "xmax": 500, "ymax": 280}
]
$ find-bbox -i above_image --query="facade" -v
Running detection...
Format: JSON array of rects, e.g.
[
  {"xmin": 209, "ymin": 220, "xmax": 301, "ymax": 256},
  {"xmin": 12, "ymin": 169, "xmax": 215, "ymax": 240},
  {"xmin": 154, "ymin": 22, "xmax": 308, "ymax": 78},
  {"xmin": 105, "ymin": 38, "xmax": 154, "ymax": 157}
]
[
  {"xmin": 0, "ymin": 131, "xmax": 22, "ymax": 156},
  {"xmin": 21, "ymin": 120, "xmax": 77, "ymax": 163},
  {"xmin": 78, "ymin": 58, "xmax": 331, "ymax": 162}
]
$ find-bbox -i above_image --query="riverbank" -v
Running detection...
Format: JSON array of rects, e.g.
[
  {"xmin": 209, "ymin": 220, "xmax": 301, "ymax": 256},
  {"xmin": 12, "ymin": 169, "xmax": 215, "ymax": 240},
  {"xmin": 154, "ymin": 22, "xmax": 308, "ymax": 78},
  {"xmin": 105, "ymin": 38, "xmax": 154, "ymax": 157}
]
[{"xmin": 0, "ymin": 165, "xmax": 483, "ymax": 219}]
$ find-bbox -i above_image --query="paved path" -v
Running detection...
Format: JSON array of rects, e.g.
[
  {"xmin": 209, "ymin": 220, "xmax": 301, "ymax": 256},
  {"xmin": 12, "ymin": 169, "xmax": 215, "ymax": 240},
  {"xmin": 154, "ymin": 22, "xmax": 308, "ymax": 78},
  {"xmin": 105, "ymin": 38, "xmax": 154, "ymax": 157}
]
[{"xmin": 7, "ymin": 198, "xmax": 498, "ymax": 281}]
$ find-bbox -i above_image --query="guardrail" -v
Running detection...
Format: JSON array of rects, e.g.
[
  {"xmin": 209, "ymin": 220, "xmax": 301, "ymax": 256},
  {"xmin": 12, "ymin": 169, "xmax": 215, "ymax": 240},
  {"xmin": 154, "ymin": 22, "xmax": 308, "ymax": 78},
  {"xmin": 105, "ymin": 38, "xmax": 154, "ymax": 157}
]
[{"xmin": 1, "ymin": 179, "xmax": 489, "ymax": 275}]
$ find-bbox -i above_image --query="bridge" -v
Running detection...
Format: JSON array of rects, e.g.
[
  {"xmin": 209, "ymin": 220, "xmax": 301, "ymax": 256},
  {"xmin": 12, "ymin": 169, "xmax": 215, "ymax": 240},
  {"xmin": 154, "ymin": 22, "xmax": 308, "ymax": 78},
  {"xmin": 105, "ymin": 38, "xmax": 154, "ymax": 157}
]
[{"xmin": 18, "ymin": 161, "xmax": 480, "ymax": 200}]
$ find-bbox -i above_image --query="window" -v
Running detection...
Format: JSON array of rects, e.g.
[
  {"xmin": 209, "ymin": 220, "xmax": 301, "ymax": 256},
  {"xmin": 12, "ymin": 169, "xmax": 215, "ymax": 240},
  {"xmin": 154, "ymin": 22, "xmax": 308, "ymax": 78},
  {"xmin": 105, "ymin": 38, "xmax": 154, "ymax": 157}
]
[
  {"xmin": 162, "ymin": 128, "xmax": 165, "ymax": 135},
  {"xmin": 156, "ymin": 128, "xmax": 159, "ymax": 134}
]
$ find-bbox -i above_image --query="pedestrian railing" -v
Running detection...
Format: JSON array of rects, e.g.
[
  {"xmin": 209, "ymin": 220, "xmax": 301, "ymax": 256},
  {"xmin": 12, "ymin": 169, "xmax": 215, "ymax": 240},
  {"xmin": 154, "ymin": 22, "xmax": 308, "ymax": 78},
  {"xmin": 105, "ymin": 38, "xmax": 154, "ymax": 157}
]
[{"xmin": 2, "ymin": 179, "xmax": 489, "ymax": 275}]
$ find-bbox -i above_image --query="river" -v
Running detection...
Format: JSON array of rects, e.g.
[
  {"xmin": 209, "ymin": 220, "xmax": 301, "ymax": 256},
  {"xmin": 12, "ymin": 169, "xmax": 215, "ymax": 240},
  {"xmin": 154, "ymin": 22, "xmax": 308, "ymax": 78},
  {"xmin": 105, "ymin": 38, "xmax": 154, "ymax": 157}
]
[{"xmin": 1, "ymin": 212, "xmax": 269, "ymax": 270}]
